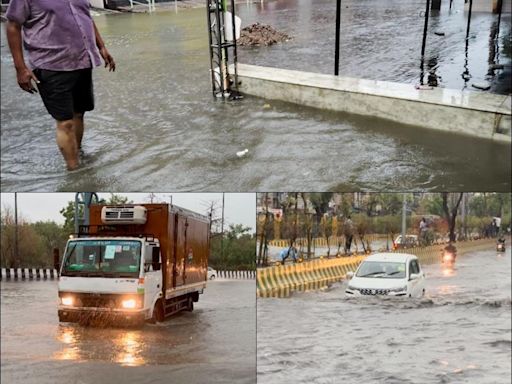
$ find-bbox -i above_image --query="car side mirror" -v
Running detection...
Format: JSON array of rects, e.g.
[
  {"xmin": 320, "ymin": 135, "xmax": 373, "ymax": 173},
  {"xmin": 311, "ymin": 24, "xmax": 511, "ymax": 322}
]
[
  {"xmin": 409, "ymin": 273, "xmax": 419, "ymax": 281},
  {"xmin": 152, "ymin": 247, "xmax": 161, "ymax": 271},
  {"xmin": 346, "ymin": 271, "xmax": 354, "ymax": 279},
  {"xmin": 53, "ymin": 248, "xmax": 60, "ymax": 271}
]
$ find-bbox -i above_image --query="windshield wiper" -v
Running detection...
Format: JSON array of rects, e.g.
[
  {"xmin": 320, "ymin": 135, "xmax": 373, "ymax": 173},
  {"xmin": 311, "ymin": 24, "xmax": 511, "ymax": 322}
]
[
  {"xmin": 358, "ymin": 271, "xmax": 386, "ymax": 277},
  {"xmin": 386, "ymin": 271, "xmax": 403, "ymax": 276}
]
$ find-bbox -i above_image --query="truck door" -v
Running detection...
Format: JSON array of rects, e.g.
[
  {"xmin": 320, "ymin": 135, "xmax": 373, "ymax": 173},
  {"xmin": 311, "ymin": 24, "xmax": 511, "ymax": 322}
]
[
  {"xmin": 143, "ymin": 244, "xmax": 163, "ymax": 314},
  {"xmin": 173, "ymin": 214, "xmax": 187, "ymax": 287}
]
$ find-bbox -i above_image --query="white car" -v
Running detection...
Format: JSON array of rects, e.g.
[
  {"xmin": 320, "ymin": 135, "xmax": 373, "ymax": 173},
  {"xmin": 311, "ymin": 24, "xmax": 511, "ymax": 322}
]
[
  {"xmin": 345, "ymin": 253, "xmax": 426, "ymax": 298},
  {"xmin": 393, "ymin": 234, "xmax": 418, "ymax": 249},
  {"xmin": 207, "ymin": 267, "xmax": 217, "ymax": 280}
]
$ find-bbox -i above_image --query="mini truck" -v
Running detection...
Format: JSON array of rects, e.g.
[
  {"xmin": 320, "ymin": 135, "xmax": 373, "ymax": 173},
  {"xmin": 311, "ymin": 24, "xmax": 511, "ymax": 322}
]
[{"xmin": 57, "ymin": 203, "xmax": 210, "ymax": 325}]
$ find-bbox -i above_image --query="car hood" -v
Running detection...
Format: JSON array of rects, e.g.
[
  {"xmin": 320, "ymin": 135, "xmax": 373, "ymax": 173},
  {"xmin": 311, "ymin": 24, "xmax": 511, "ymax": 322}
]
[{"xmin": 348, "ymin": 276, "xmax": 407, "ymax": 290}]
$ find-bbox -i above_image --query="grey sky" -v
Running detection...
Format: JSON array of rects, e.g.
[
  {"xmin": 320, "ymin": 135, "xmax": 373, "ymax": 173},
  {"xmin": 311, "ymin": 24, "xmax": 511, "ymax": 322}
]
[{"xmin": 0, "ymin": 193, "xmax": 255, "ymax": 231}]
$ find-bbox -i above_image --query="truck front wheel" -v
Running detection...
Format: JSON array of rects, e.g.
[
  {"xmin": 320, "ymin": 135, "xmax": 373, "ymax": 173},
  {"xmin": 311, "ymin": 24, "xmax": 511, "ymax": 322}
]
[{"xmin": 152, "ymin": 300, "xmax": 165, "ymax": 323}]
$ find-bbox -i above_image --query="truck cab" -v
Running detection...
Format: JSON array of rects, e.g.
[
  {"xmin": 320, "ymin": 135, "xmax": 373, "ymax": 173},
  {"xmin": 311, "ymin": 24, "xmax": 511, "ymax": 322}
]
[{"xmin": 58, "ymin": 204, "xmax": 210, "ymax": 326}]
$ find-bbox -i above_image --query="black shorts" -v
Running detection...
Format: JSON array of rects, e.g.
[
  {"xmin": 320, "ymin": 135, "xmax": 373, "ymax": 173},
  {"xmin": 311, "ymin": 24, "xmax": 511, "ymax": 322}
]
[{"xmin": 34, "ymin": 68, "xmax": 94, "ymax": 121}]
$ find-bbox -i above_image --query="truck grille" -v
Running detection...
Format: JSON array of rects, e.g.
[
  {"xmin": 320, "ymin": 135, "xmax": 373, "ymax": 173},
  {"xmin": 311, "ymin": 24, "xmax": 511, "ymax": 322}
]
[
  {"xmin": 80, "ymin": 295, "xmax": 118, "ymax": 308},
  {"xmin": 360, "ymin": 288, "xmax": 389, "ymax": 295}
]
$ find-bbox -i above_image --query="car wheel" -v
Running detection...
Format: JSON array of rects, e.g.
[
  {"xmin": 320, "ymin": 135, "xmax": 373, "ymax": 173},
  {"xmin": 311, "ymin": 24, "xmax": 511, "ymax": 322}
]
[{"xmin": 210, "ymin": 275, "xmax": 215, "ymax": 280}]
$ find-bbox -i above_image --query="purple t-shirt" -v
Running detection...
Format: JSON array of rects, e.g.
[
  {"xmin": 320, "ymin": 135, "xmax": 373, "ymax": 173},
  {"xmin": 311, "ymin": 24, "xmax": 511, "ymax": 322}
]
[{"xmin": 6, "ymin": 0, "xmax": 102, "ymax": 71}]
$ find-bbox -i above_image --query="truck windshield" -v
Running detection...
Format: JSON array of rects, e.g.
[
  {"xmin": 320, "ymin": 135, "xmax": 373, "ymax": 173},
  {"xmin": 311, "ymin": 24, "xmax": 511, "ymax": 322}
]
[{"xmin": 62, "ymin": 240, "xmax": 141, "ymax": 277}]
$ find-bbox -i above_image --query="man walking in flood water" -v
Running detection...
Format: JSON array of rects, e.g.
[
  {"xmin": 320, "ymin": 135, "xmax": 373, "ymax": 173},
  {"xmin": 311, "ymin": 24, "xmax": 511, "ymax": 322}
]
[{"xmin": 5, "ymin": 0, "xmax": 115, "ymax": 170}]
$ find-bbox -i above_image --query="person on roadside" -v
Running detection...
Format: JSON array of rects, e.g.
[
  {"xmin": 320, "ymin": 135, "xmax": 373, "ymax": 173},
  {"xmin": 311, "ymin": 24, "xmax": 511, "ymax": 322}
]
[
  {"xmin": 344, "ymin": 216, "xmax": 354, "ymax": 255},
  {"xmin": 279, "ymin": 246, "xmax": 297, "ymax": 264},
  {"xmin": 5, "ymin": 0, "xmax": 116, "ymax": 170},
  {"xmin": 419, "ymin": 217, "xmax": 428, "ymax": 244}
]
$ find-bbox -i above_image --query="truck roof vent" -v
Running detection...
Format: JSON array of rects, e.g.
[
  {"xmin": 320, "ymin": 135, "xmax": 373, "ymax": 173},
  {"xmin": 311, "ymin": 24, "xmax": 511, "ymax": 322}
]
[{"xmin": 101, "ymin": 206, "xmax": 147, "ymax": 225}]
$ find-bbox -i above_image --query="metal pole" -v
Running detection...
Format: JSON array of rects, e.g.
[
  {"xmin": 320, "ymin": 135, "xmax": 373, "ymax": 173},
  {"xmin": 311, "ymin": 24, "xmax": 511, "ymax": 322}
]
[
  {"xmin": 221, "ymin": 193, "xmax": 225, "ymax": 261},
  {"xmin": 466, "ymin": 0, "xmax": 473, "ymax": 40},
  {"xmin": 334, "ymin": 0, "xmax": 341, "ymax": 76},
  {"xmin": 401, "ymin": 194, "xmax": 407, "ymax": 242},
  {"xmin": 420, "ymin": 0, "xmax": 431, "ymax": 85},
  {"xmin": 461, "ymin": 193, "xmax": 467, "ymax": 240},
  {"xmin": 230, "ymin": 0, "xmax": 239, "ymax": 93},
  {"xmin": 74, "ymin": 193, "xmax": 80, "ymax": 234},
  {"xmin": 14, "ymin": 192, "xmax": 19, "ymax": 267},
  {"xmin": 450, "ymin": 0, "xmax": 453, "ymax": 9}
]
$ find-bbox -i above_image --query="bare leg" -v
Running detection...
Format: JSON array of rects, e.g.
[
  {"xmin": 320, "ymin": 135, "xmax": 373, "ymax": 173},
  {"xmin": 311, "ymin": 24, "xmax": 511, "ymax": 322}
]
[
  {"xmin": 73, "ymin": 112, "xmax": 84, "ymax": 149},
  {"xmin": 56, "ymin": 119, "xmax": 79, "ymax": 170}
]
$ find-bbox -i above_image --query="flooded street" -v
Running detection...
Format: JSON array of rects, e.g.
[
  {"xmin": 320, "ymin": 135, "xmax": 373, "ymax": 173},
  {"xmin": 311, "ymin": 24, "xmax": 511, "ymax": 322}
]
[
  {"xmin": 1, "ymin": 279, "xmax": 255, "ymax": 384},
  {"xmin": 1, "ymin": 2, "xmax": 511, "ymax": 192},
  {"xmin": 257, "ymin": 248, "xmax": 512, "ymax": 384},
  {"xmin": 239, "ymin": 0, "xmax": 511, "ymax": 93}
]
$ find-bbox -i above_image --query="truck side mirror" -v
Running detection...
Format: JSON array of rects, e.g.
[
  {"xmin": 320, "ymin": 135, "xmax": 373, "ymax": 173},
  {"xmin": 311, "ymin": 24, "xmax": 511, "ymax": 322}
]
[
  {"xmin": 53, "ymin": 248, "xmax": 60, "ymax": 271},
  {"xmin": 152, "ymin": 247, "xmax": 161, "ymax": 271}
]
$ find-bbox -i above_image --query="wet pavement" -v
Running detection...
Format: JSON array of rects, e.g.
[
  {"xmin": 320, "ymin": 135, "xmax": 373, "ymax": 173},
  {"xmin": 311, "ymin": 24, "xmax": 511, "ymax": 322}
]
[
  {"xmin": 238, "ymin": 0, "xmax": 511, "ymax": 93},
  {"xmin": 257, "ymin": 248, "xmax": 512, "ymax": 384},
  {"xmin": 1, "ymin": 279, "xmax": 255, "ymax": 384},
  {"xmin": 1, "ymin": 2, "xmax": 511, "ymax": 192}
]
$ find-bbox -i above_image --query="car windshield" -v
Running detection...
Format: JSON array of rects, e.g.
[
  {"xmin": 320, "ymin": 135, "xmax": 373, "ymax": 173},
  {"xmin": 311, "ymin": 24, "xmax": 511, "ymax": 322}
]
[
  {"xmin": 356, "ymin": 261, "xmax": 406, "ymax": 279},
  {"xmin": 62, "ymin": 239, "xmax": 141, "ymax": 277}
]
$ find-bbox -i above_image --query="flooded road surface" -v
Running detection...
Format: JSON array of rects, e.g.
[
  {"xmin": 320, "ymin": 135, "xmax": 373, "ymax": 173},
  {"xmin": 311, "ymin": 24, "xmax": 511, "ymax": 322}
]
[
  {"xmin": 257, "ymin": 248, "xmax": 512, "ymax": 384},
  {"xmin": 238, "ymin": 0, "xmax": 511, "ymax": 93},
  {"xmin": 1, "ymin": 279, "xmax": 255, "ymax": 384},
  {"xmin": 1, "ymin": 4, "xmax": 510, "ymax": 192}
]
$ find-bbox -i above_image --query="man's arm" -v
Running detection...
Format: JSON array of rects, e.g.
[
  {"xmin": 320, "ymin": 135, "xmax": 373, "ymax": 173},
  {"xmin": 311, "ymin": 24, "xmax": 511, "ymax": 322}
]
[
  {"xmin": 93, "ymin": 21, "xmax": 115, "ymax": 72},
  {"xmin": 6, "ymin": 21, "xmax": 39, "ymax": 93}
]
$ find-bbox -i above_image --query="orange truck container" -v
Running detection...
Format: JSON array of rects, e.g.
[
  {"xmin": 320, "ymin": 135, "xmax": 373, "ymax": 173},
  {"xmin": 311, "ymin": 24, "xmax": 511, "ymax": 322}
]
[{"xmin": 57, "ymin": 203, "xmax": 210, "ymax": 325}]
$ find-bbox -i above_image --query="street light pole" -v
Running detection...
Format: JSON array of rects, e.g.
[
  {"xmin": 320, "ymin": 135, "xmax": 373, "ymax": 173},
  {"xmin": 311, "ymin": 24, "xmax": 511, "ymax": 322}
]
[
  {"xmin": 221, "ymin": 193, "xmax": 225, "ymax": 261},
  {"xmin": 334, "ymin": 0, "xmax": 341, "ymax": 75},
  {"xmin": 401, "ymin": 194, "xmax": 407, "ymax": 242},
  {"xmin": 14, "ymin": 192, "xmax": 19, "ymax": 267}
]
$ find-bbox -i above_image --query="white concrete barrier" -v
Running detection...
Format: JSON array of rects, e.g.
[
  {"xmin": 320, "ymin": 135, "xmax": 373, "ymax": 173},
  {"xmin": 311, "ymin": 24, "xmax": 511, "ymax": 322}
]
[{"xmin": 234, "ymin": 64, "xmax": 511, "ymax": 143}]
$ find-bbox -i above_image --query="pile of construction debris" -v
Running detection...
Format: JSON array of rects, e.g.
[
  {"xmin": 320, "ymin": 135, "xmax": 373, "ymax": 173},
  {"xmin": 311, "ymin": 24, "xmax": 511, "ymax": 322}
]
[{"xmin": 238, "ymin": 23, "xmax": 291, "ymax": 46}]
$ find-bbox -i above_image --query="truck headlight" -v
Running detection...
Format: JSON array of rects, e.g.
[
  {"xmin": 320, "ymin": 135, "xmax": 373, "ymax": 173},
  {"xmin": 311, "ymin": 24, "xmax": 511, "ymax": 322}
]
[
  {"xmin": 347, "ymin": 285, "xmax": 358, "ymax": 291},
  {"xmin": 121, "ymin": 299, "xmax": 137, "ymax": 309},
  {"xmin": 61, "ymin": 296, "xmax": 74, "ymax": 306},
  {"xmin": 390, "ymin": 285, "xmax": 407, "ymax": 292}
]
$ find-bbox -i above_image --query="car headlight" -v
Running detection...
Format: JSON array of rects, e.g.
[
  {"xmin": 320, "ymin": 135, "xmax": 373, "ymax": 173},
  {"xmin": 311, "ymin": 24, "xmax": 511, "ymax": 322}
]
[
  {"xmin": 61, "ymin": 296, "xmax": 74, "ymax": 306},
  {"xmin": 121, "ymin": 299, "xmax": 137, "ymax": 309},
  {"xmin": 389, "ymin": 285, "xmax": 407, "ymax": 292}
]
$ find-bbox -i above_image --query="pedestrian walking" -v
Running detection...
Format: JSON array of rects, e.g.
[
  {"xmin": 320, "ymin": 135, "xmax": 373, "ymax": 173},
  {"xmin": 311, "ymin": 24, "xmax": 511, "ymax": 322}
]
[
  {"xmin": 344, "ymin": 216, "xmax": 354, "ymax": 255},
  {"xmin": 5, "ymin": 0, "xmax": 116, "ymax": 170}
]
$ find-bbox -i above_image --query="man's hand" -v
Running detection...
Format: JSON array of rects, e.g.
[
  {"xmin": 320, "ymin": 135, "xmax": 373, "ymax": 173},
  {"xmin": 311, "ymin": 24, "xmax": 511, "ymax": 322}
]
[
  {"xmin": 99, "ymin": 46, "xmax": 115, "ymax": 72},
  {"xmin": 16, "ymin": 67, "xmax": 39, "ymax": 93}
]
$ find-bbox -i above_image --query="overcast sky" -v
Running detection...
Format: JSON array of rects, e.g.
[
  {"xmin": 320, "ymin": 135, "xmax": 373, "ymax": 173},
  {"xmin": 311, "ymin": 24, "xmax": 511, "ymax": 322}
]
[{"xmin": 0, "ymin": 193, "xmax": 256, "ymax": 231}]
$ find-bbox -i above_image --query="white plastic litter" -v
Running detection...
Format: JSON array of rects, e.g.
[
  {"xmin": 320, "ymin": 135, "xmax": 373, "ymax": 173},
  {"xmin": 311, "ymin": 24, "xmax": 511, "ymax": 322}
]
[{"xmin": 236, "ymin": 149, "xmax": 249, "ymax": 157}]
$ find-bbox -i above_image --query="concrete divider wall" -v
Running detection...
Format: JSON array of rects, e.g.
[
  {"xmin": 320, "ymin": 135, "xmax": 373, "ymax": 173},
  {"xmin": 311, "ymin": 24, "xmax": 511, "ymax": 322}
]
[
  {"xmin": 215, "ymin": 270, "xmax": 256, "ymax": 279},
  {"xmin": 1, "ymin": 268, "xmax": 58, "ymax": 281},
  {"xmin": 257, "ymin": 255, "xmax": 366, "ymax": 298},
  {"xmin": 257, "ymin": 238, "xmax": 498, "ymax": 298}
]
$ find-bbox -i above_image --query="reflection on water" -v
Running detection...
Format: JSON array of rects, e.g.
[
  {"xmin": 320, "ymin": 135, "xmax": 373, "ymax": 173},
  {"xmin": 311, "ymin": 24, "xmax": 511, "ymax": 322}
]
[
  {"xmin": 114, "ymin": 331, "xmax": 145, "ymax": 367},
  {"xmin": 54, "ymin": 326, "xmax": 145, "ymax": 366},
  {"xmin": 54, "ymin": 326, "xmax": 80, "ymax": 361}
]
